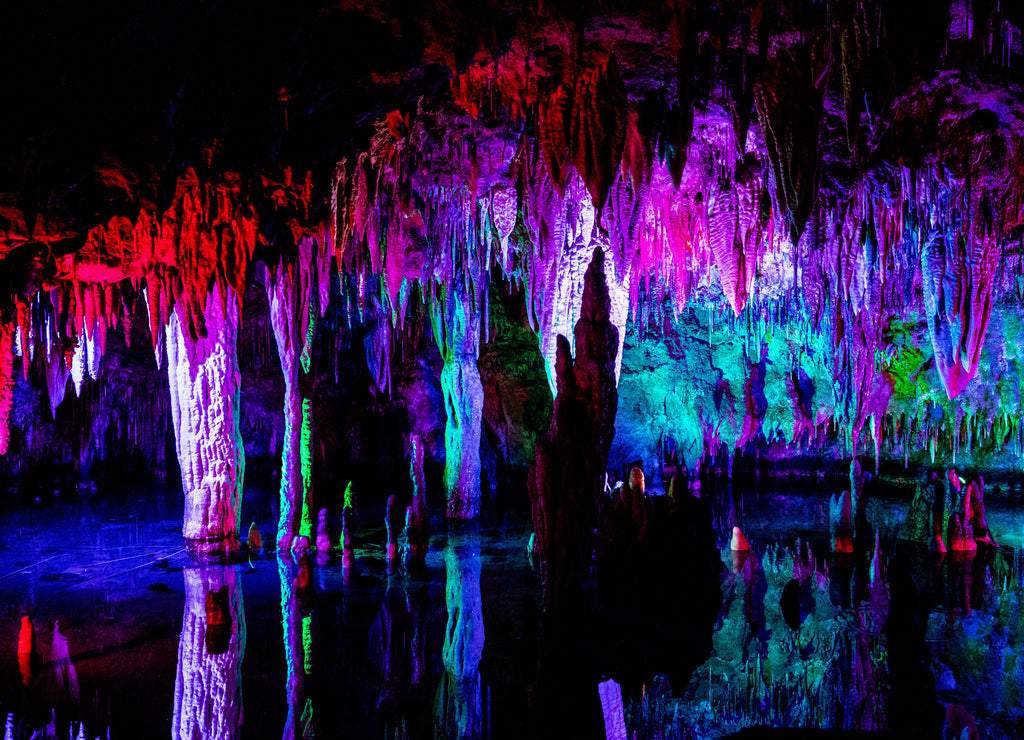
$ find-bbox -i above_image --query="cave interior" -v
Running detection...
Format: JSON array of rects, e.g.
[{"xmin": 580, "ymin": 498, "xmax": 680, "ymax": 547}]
[{"xmin": 2, "ymin": 0, "xmax": 1024, "ymax": 738}]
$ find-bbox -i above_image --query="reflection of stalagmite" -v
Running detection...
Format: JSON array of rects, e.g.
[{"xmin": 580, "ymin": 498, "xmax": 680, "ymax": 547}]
[
  {"xmin": 279, "ymin": 555, "xmax": 315, "ymax": 740},
  {"xmin": 442, "ymin": 537, "xmax": 484, "ymax": 682},
  {"xmin": 437, "ymin": 536, "xmax": 486, "ymax": 738},
  {"xmin": 172, "ymin": 566, "xmax": 245, "ymax": 740},
  {"xmin": 165, "ymin": 283, "xmax": 244, "ymax": 555},
  {"xmin": 828, "ymin": 490, "xmax": 854, "ymax": 554}
]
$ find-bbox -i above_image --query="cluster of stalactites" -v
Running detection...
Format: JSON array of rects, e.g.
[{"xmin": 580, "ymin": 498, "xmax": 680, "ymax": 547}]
[
  {"xmin": 331, "ymin": 144, "xmax": 495, "ymax": 394},
  {"xmin": 0, "ymin": 166, "xmax": 264, "ymax": 459},
  {"xmin": 137, "ymin": 169, "xmax": 258, "ymax": 363}
]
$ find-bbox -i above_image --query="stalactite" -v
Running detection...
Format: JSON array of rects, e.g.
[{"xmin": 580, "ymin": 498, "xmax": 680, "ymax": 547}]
[
  {"xmin": 0, "ymin": 317, "xmax": 14, "ymax": 455},
  {"xmin": 754, "ymin": 50, "xmax": 825, "ymax": 247}
]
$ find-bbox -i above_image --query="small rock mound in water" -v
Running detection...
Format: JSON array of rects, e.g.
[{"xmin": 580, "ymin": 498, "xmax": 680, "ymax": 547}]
[
  {"xmin": 247, "ymin": 522, "xmax": 262, "ymax": 549},
  {"xmin": 730, "ymin": 526, "xmax": 750, "ymax": 552}
]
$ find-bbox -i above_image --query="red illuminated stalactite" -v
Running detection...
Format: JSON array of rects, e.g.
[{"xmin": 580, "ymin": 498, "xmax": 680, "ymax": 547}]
[
  {"xmin": 15, "ymin": 298, "xmax": 30, "ymax": 381},
  {"xmin": 0, "ymin": 317, "xmax": 15, "ymax": 455}
]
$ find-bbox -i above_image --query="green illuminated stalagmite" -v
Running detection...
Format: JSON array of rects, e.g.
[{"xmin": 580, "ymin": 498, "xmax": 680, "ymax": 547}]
[{"xmin": 266, "ymin": 237, "xmax": 328, "ymax": 550}]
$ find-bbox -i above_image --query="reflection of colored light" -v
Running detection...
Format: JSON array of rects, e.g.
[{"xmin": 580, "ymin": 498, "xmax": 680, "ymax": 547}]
[
  {"xmin": 17, "ymin": 615, "xmax": 32, "ymax": 654},
  {"xmin": 303, "ymin": 615, "xmax": 313, "ymax": 675},
  {"xmin": 300, "ymin": 398, "xmax": 314, "ymax": 540},
  {"xmin": 18, "ymin": 616, "xmax": 32, "ymax": 685}
]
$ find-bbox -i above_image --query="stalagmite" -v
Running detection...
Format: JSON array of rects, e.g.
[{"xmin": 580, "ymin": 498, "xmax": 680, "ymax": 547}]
[
  {"xmin": 598, "ymin": 679, "xmax": 629, "ymax": 740},
  {"xmin": 265, "ymin": 238, "xmax": 322, "ymax": 551},
  {"xmin": 402, "ymin": 436, "xmax": 431, "ymax": 572},
  {"xmin": 530, "ymin": 248, "xmax": 619, "ymax": 612},
  {"xmin": 17, "ymin": 616, "xmax": 33, "ymax": 686},
  {"xmin": 341, "ymin": 499, "xmax": 356, "ymax": 569},
  {"xmin": 385, "ymin": 494, "xmax": 400, "ymax": 569},
  {"xmin": 172, "ymin": 566, "xmax": 245, "ymax": 740},
  {"xmin": 247, "ymin": 522, "xmax": 262, "ymax": 550},
  {"xmin": 441, "ymin": 305, "xmax": 483, "ymax": 519},
  {"xmin": 315, "ymin": 508, "xmax": 330, "ymax": 553},
  {"xmin": 165, "ymin": 282, "xmax": 244, "ymax": 555},
  {"xmin": 730, "ymin": 526, "xmax": 750, "ymax": 551}
]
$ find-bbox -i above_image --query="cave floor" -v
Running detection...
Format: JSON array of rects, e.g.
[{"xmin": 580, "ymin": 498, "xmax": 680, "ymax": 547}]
[{"xmin": 0, "ymin": 476, "xmax": 1022, "ymax": 738}]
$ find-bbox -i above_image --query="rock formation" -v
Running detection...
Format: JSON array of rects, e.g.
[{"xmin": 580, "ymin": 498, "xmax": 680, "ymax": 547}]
[
  {"xmin": 166, "ymin": 283, "xmax": 244, "ymax": 556},
  {"xmin": 529, "ymin": 247, "xmax": 619, "ymax": 612}
]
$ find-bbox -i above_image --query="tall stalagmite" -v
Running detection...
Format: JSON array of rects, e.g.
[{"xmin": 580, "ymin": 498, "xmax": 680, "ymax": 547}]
[
  {"xmin": 441, "ymin": 299, "xmax": 484, "ymax": 520},
  {"xmin": 266, "ymin": 237, "xmax": 324, "ymax": 550},
  {"xmin": 166, "ymin": 283, "xmax": 245, "ymax": 555},
  {"xmin": 529, "ymin": 247, "xmax": 619, "ymax": 612}
]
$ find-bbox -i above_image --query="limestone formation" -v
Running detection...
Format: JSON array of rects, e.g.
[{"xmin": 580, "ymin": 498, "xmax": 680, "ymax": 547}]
[{"xmin": 166, "ymin": 283, "xmax": 244, "ymax": 556}]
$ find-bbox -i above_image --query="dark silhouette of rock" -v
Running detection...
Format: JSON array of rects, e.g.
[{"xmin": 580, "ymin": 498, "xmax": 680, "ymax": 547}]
[
  {"xmin": 528, "ymin": 247, "xmax": 618, "ymax": 614},
  {"xmin": 884, "ymin": 553, "xmax": 944, "ymax": 738}
]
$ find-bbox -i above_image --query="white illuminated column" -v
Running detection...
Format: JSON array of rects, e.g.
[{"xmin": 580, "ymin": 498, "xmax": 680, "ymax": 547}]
[{"xmin": 166, "ymin": 283, "xmax": 245, "ymax": 555}]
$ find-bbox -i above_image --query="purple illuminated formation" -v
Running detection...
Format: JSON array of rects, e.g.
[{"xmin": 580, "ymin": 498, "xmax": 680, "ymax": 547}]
[{"xmin": 1, "ymin": 1, "xmax": 1024, "ymax": 737}]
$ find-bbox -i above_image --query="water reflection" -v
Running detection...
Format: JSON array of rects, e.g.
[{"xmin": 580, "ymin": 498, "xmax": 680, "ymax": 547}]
[
  {"xmin": 279, "ymin": 555, "xmax": 316, "ymax": 739},
  {"xmin": 172, "ymin": 565, "xmax": 245, "ymax": 740},
  {"xmin": 7, "ymin": 485, "xmax": 1024, "ymax": 738},
  {"xmin": 436, "ymin": 534, "xmax": 487, "ymax": 739}
]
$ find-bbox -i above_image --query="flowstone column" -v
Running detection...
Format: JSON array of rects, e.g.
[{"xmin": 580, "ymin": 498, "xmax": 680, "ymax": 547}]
[
  {"xmin": 166, "ymin": 283, "xmax": 245, "ymax": 555},
  {"xmin": 441, "ymin": 309, "xmax": 484, "ymax": 520},
  {"xmin": 265, "ymin": 241, "xmax": 321, "ymax": 551},
  {"xmin": 172, "ymin": 565, "xmax": 245, "ymax": 740}
]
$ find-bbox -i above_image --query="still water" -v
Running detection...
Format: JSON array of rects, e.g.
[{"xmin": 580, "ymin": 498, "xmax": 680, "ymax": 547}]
[{"xmin": 0, "ymin": 477, "xmax": 1023, "ymax": 738}]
